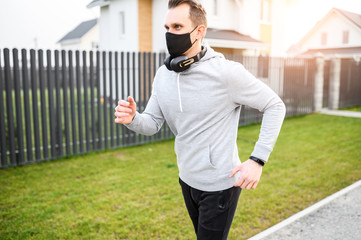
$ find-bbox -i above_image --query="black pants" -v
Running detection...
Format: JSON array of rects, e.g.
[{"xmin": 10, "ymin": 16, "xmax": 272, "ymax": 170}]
[{"xmin": 179, "ymin": 178, "xmax": 242, "ymax": 240}]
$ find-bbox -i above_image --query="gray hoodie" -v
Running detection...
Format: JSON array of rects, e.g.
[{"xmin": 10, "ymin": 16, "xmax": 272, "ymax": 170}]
[{"xmin": 126, "ymin": 45, "xmax": 286, "ymax": 191}]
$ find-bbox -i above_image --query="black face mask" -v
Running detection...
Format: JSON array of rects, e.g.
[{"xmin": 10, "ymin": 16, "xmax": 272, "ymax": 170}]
[{"xmin": 165, "ymin": 26, "xmax": 198, "ymax": 57}]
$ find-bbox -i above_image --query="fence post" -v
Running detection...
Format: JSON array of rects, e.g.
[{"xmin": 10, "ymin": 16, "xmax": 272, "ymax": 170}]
[
  {"xmin": 0, "ymin": 50, "xmax": 8, "ymax": 168},
  {"xmin": 328, "ymin": 57, "xmax": 341, "ymax": 110},
  {"xmin": 313, "ymin": 55, "xmax": 324, "ymax": 112}
]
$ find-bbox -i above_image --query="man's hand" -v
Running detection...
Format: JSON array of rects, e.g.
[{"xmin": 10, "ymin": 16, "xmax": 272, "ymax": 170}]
[
  {"xmin": 114, "ymin": 96, "xmax": 137, "ymax": 125},
  {"xmin": 229, "ymin": 159, "xmax": 263, "ymax": 190}
]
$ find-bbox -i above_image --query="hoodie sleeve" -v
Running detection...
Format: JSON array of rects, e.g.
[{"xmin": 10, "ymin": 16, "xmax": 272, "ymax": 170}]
[
  {"xmin": 227, "ymin": 61, "xmax": 286, "ymax": 162},
  {"xmin": 125, "ymin": 79, "xmax": 165, "ymax": 136}
]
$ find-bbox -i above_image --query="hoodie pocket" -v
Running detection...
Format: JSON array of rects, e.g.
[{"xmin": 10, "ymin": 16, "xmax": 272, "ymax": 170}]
[{"xmin": 175, "ymin": 141, "xmax": 216, "ymax": 176}]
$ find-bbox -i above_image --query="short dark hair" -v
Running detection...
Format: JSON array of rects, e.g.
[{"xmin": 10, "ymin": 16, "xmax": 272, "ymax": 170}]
[{"xmin": 168, "ymin": 0, "xmax": 207, "ymax": 28}]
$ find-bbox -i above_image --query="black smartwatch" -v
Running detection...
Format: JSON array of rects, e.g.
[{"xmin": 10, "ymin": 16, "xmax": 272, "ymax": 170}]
[{"xmin": 249, "ymin": 156, "xmax": 265, "ymax": 166}]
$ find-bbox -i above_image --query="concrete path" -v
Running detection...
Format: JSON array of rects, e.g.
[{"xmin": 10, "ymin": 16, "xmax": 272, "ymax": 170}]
[
  {"xmin": 248, "ymin": 109, "xmax": 361, "ymax": 240},
  {"xmin": 248, "ymin": 181, "xmax": 361, "ymax": 240}
]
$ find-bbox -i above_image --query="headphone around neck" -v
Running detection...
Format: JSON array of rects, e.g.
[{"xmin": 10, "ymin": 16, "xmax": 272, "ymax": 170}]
[{"xmin": 164, "ymin": 46, "xmax": 207, "ymax": 72}]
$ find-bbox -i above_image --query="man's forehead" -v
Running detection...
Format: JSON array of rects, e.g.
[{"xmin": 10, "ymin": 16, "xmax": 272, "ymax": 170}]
[{"xmin": 165, "ymin": 3, "xmax": 191, "ymax": 26}]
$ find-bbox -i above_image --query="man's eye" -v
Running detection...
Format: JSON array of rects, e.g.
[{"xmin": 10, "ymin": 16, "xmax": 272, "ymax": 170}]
[{"xmin": 175, "ymin": 25, "xmax": 181, "ymax": 29}]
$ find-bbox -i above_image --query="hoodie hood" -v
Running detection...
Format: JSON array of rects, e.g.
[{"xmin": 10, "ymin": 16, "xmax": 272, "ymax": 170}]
[
  {"xmin": 200, "ymin": 43, "xmax": 224, "ymax": 61},
  {"xmin": 188, "ymin": 43, "xmax": 224, "ymax": 70}
]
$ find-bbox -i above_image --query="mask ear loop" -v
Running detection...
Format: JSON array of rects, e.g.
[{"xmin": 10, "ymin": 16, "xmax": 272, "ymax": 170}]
[
  {"xmin": 190, "ymin": 26, "xmax": 199, "ymax": 45},
  {"xmin": 190, "ymin": 26, "xmax": 198, "ymax": 33}
]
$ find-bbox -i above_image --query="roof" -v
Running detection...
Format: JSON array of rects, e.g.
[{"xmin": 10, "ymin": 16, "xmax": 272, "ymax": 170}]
[
  {"xmin": 87, "ymin": 0, "xmax": 110, "ymax": 8},
  {"xmin": 300, "ymin": 46, "xmax": 361, "ymax": 57},
  {"xmin": 204, "ymin": 28, "xmax": 267, "ymax": 50},
  {"xmin": 335, "ymin": 8, "xmax": 361, "ymax": 29},
  {"xmin": 205, "ymin": 28, "xmax": 263, "ymax": 43},
  {"xmin": 58, "ymin": 19, "xmax": 97, "ymax": 43}
]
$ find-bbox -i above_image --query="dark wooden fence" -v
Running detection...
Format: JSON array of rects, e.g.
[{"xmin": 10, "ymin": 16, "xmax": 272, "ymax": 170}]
[
  {"xmin": 1, "ymin": 48, "xmax": 360, "ymax": 168},
  {"xmin": 0, "ymin": 48, "xmax": 171, "ymax": 168},
  {"xmin": 339, "ymin": 59, "xmax": 361, "ymax": 108}
]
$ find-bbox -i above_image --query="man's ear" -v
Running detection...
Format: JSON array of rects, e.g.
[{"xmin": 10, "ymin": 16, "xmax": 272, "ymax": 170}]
[{"xmin": 197, "ymin": 25, "xmax": 207, "ymax": 39}]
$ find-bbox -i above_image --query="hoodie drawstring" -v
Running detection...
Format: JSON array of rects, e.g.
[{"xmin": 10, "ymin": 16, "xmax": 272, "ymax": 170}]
[{"xmin": 177, "ymin": 73, "xmax": 183, "ymax": 112}]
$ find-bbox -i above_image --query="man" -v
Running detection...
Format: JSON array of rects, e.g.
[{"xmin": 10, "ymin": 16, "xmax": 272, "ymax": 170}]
[{"xmin": 115, "ymin": 0, "xmax": 286, "ymax": 239}]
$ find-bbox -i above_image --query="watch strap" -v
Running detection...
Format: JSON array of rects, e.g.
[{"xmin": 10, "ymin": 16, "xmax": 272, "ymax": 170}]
[{"xmin": 249, "ymin": 156, "xmax": 265, "ymax": 166}]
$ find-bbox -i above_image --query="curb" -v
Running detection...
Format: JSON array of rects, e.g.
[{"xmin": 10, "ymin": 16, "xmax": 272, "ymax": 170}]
[
  {"xmin": 248, "ymin": 180, "xmax": 361, "ymax": 240},
  {"xmin": 320, "ymin": 109, "xmax": 361, "ymax": 118}
]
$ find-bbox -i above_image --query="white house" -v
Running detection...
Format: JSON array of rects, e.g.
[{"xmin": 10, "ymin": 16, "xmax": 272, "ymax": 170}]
[
  {"xmin": 87, "ymin": 0, "xmax": 292, "ymax": 56},
  {"xmin": 58, "ymin": 18, "xmax": 99, "ymax": 51},
  {"xmin": 288, "ymin": 8, "xmax": 361, "ymax": 59}
]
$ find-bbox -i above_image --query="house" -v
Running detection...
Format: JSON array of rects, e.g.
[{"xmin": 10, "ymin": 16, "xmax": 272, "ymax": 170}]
[
  {"xmin": 87, "ymin": 0, "xmax": 292, "ymax": 56},
  {"xmin": 58, "ymin": 18, "xmax": 99, "ymax": 51},
  {"xmin": 288, "ymin": 8, "xmax": 361, "ymax": 59}
]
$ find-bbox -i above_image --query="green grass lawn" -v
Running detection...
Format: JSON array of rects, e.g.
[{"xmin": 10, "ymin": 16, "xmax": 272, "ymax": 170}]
[
  {"xmin": 341, "ymin": 105, "xmax": 361, "ymax": 112},
  {"xmin": 1, "ymin": 113, "xmax": 361, "ymax": 240}
]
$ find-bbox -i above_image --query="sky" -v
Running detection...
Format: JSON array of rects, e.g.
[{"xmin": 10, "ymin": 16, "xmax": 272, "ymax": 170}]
[
  {"xmin": 0, "ymin": 0, "xmax": 99, "ymax": 50},
  {"xmin": 0, "ymin": 0, "xmax": 360, "ymax": 51}
]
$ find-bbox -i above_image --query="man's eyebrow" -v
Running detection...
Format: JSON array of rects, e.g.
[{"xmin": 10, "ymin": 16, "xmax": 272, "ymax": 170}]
[{"xmin": 164, "ymin": 22, "xmax": 184, "ymax": 28}]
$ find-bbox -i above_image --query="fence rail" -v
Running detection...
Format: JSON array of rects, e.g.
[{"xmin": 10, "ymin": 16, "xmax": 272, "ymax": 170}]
[{"xmin": 1, "ymin": 48, "xmax": 360, "ymax": 168}]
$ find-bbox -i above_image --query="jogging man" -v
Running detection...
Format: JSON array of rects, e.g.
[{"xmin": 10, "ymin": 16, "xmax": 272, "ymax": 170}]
[{"xmin": 115, "ymin": 1, "xmax": 286, "ymax": 239}]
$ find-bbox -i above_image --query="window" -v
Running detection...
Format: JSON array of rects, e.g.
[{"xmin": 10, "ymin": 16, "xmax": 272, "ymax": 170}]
[
  {"xmin": 321, "ymin": 32, "xmax": 327, "ymax": 45},
  {"xmin": 213, "ymin": 0, "xmax": 218, "ymax": 16},
  {"xmin": 260, "ymin": 0, "xmax": 272, "ymax": 23},
  {"xmin": 119, "ymin": 12, "xmax": 125, "ymax": 38},
  {"xmin": 342, "ymin": 30, "xmax": 349, "ymax": 44}
]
